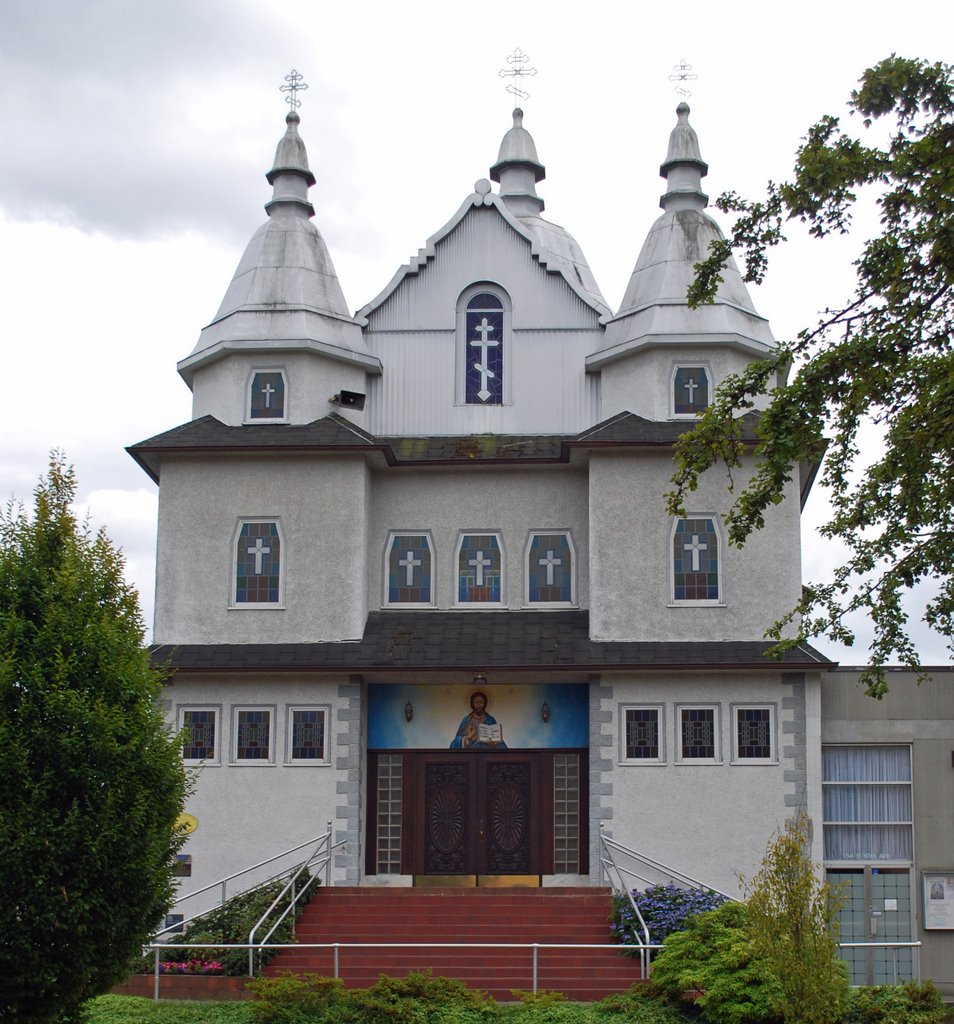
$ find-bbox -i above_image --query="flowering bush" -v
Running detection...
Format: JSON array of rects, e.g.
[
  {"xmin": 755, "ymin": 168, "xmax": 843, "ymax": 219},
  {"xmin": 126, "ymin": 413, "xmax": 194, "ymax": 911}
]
[
  {"xmin": 611, "ymin": 883, "xmax": 729, "ymax": 948},
  {"xmin": 158, "ymin": 958, "xmax": 223, "ymax": 975}
]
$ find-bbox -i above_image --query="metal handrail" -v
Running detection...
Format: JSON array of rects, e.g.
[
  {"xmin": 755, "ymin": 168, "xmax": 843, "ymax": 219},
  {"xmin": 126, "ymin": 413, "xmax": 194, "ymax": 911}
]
[
  {"xmin": 599, "ymin": 826, "xmax": 735, "ymax": 900},
  {"xmin": 155, "ymin": 826, "xmax": 337, "ymax": 939},
  {"xmin": 248, "ymin": 826, "xmax": 347, "ymax": 976},
  {"xmin": 598, "ymin": 825, "xmax": 651, "ymax": 976},
  {"xmin": 838, "ymin": 941, "xmax": 922, "ymax": 985},
  {"xmin": 144, "ymin": 939, "xmax": 661, "ymax": 1002}
]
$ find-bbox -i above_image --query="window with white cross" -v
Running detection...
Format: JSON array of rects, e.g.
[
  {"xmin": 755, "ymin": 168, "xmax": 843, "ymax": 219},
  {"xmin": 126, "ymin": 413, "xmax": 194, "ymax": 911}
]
[
  {"xmin": 672, "ymin": 365, "xmax": 710, "ymax": 417},
  {"xmin": 247, "ymin": 369, "xmax": 287, "ymax": 421},
  {"xmin": 459, "ymin": 287, "xmax": 508, "ymax": 405},
  {"xmin": 233, "ymin": 520, "xmax": 283, "ymax": 605},
  {"xmin": 672, "ymin": 517, "xmax": 721, "ymax": 603},
  {"xmin": 456, "ymin": 533, "xmax": 503, "ymax": 604},
  {"xmin": 526, "ymin": 532, "xmax": 575, "ymax": 605},
  {"xmin": 385, "ymin": 533, "xmax": 434, "ymax": 606}
]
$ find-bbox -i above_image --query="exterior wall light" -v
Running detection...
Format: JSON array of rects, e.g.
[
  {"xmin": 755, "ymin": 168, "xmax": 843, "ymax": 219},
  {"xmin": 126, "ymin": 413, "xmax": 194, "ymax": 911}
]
[
  {"xmin": 404, "ymin": 702, "xmax": 413, "ymax": 723},
  {"xmin": 541, "ymin": 701, "xmax": 551, "ymax": 723}
]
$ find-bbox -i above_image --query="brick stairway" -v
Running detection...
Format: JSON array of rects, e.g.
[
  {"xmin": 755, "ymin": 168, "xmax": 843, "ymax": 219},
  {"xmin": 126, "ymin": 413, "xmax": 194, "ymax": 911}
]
[{"xmin": 263, "ymin": 886, "xmax": 644, "ymax": 1001}]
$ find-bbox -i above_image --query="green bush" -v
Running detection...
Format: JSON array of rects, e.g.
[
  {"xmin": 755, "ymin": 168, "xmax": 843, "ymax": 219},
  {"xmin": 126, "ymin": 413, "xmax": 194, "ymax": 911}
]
[
  {"xmin": 247, "ymin": 972, "xmax": 344, "ymax": 1024},
  {"xmin": 88, "ymin": 993, "xmax": 254, "ymax": 1022},
  {"xmin": 144, "ymin": 872, "xmax": 318, "ymax": 977},
  {"xmin": 843, "ymin": 982, "xmax": 946, "ymax": 1024},
  {"xmin": 649, "ymin": 902, "xmax": 782, "ymax": 1024}
]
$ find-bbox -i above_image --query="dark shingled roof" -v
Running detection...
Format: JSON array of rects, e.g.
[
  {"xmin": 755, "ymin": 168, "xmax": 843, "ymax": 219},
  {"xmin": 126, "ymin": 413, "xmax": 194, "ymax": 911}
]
[
  {"xmin": 151, "ymin": 610, "xmax": 833, "ymax": 673},
  {"xmin": 128, "ymin": 411, "xmax": 763, "ymax": 480}
]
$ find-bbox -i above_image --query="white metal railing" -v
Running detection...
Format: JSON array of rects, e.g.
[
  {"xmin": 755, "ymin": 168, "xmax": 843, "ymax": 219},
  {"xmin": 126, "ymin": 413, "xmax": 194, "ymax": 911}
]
[
  {"xmin": 838, "ymin": 941, "xmax": 922, "ymax": 985},
  {"xmin": 142, "ymin": 939, "xmax": 660, "ymax": 1002},
  {"xmin": 247, "ymin": 831, "xmax": 348, "ymax": 976},
  {"xmin": 598, "ymin": 824, "xmax": 735, "ymax": 901},
  {"xmin": 156, "ymin": 822, "xmax": 338, "ymax": 941}
]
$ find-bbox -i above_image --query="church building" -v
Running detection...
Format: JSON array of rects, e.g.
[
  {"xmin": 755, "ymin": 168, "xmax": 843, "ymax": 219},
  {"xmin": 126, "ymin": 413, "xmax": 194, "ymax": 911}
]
[{"xmin": 128, "ymin": 88, "xmax": 953, "ymax": 992}]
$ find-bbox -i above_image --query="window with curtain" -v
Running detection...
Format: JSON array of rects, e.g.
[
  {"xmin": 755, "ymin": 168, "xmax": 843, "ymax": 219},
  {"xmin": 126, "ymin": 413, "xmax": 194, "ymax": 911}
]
[{"xmin": 822, "ymin": 745, "xmax": 912, "ymax": 862}]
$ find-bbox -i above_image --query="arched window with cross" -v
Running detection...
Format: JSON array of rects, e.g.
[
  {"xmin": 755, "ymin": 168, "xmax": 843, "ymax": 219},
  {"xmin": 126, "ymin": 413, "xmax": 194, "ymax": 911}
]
[
  {"xmin": 233, "ymin": 519, "xmax": 283, "ymax": 605},
  {"xmin": 457, "ymin": 285, "xmax": 510, "ymax": 406},
  {"xmin": 525, "ymin": 531, "xmax": 575, "ymax": 606},
  {"xmin": 671, "ymin": 516, "xmax": 721, "ymax": 603},
  {"xmin": 456, "ymin": 533, "xmax": 504, "ymax": 604},
  {"xmin": 247, "ymin": 369, "xmax": 288, "ymax": 421},
  {"xmin": 672, "ymin": 365, "xmax": 710, "ymax": 417},
  {"xmin": 385, "ymin": 532, "xmax": 435, "ymax": 606}
]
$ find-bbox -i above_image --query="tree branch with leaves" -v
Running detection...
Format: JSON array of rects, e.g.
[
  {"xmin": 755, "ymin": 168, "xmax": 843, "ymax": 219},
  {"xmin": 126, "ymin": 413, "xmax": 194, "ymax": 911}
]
[{"xmin": 668, "ymin": 56, "xmax": 953, "ymax": 696}]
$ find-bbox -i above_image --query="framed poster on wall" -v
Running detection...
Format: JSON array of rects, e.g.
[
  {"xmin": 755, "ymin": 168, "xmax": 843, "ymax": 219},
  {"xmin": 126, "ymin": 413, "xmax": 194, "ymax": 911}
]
[{"xmin": 922, "ymin": 872, "xmax": 954, "ymax": 929}]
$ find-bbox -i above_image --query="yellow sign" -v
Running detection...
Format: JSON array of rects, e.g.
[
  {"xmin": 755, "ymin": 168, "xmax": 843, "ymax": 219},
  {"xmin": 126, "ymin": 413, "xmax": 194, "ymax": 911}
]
[{"xmin": 176, "ymin": 813, "xmax": 198, "ymax": 835}]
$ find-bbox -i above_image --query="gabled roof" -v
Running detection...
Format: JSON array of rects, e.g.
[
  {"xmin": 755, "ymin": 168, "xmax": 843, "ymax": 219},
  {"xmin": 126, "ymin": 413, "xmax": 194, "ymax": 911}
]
[
  {"xmin": 151, "ymin": 610, "xmax": 834, "ymax": 673},
  {"xmin": 354, "ymin": 189, "xmax": 612, "ymax": 326}
]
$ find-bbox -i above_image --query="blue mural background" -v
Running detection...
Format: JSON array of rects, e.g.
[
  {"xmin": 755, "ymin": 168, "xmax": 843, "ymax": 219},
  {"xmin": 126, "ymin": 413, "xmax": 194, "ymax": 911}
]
[{"xmin": 368, "ymin": 683, "xmax": 589, "ymax": 749}]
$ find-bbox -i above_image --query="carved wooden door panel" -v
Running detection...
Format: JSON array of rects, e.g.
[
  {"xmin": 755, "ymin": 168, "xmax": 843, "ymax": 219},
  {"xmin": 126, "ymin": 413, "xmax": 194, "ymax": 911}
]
[
  {"xmin": 482, "ymin": 757, "xmax": 534, "ymax": 874},
  {"xmin": 420, "ymin": 757, "xmax": 473, "ymax": 875},
  {"xmin": 415, "ymin": 753, "xmax": 538, "ymax": 876}
]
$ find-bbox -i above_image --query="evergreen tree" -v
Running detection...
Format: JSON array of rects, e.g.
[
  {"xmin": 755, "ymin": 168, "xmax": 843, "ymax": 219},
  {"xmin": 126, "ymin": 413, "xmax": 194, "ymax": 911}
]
[{"xmin": 0, "ymin": 455, "xmax": 188, "ymax": 1023}]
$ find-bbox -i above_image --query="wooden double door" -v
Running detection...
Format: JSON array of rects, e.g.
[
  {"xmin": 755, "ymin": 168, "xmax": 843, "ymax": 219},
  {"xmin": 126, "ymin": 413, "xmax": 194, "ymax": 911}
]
[{"xmin": 368, "ymin": 750, "xmax": 587, "ymax": 879}]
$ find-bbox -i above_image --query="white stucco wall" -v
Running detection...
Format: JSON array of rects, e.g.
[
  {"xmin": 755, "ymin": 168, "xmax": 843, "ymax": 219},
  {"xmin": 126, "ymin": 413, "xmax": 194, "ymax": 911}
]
[
  {"xmin": 367, "ymin": 465, "xmax": 589, "ymax": 610},
  {"xmin": 188, "ymin": 351, "xmax": 371, "ymax": 429},
  {"xmin": 588, "ymin": 450, "xmax": 802, "ymax": 641},
  {"xmin": 596, "ymin": 671, "xmax": 810, "ymax": 897},
  {"xmin": 154, "ymin": 455, "xmax": 371, "ymax": 643},
  {"xmin": 165, "ymin": 674, "xmax": 357, "ymax": 922},
  {"xmin": 598, "ymin": 344, "xmax": 773, "ymax": 423}
]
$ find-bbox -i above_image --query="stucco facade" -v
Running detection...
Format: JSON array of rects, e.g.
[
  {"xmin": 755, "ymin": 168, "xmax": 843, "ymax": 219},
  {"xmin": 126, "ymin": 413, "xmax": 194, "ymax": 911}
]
[{"xmin": 130, "ymin": 96, "xmax": 949, "ymax": 988}]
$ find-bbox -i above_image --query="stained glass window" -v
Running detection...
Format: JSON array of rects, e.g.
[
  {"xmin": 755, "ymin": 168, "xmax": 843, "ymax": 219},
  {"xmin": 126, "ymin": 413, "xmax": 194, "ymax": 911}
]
[
  {"xmin": 387, "ymin": 534, "xmax": 433, "ymax": 605},
  {"xmin": 465, "ymin": 292, "xmax": 504, "ymax": 404},
  {"xmin": 235, "ymin": 708, "xmax": 271, "ymax": 761},
  {"xmin": 290, "ymin": 708, "xmax": 326, "ymax": 761},
  {"xmin": 527, "ymin": 533, "xmax": 573, "ymax": 604},
  {"xmin": 673, "ymin": 517, "xmax": 720, "ymax": 601},
  {"xmin": 680, "ymin": 707, "xmax": 717, "ymax": 760},
  {"xmin": 235, "ymin": 521, "xmax": 281, "ymax": 604},
  {"xmin": 249, "ymin": 370, "xmax": 286, "ymax": 419},
  {"xmin": 736, "ymin": 706, "xmax": 773, "ymax": 760},
  {"xmin": 457, "ymin": 534, "xmax": 502, "ymax": 603},
  {"xmin": 625, "ymin": 708, "xmax": 661, "ymax": 760},
  {"xmin": 673, "ymin": 366, "xmax": 709, "ymax": 415},
  {"xmin": 182, "ymin": 708, "xmax": 216, "ymax": 761}
]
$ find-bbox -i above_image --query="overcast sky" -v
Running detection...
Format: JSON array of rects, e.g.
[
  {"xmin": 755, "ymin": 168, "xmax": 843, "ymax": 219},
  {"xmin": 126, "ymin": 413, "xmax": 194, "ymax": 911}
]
[{"xmin": 2, "ymin": 0, "xmax": 951, "ymax": 665}]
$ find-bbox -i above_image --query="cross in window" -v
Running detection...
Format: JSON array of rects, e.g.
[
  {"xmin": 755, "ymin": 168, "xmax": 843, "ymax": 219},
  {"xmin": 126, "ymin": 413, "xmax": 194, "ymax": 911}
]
[
  {"xmin": 399, "ymin": 550, "xmax": 422, "ymax": 586},
  {"xmin": 261, "ymin": 382, "xmax": 276, "ymax": 408},
  {"xmin": 538, "ymin": 549, "xmax": 562, "ymax": 585},
  {"xmin": 683, "ymin": 534, "xmax": 707, "ymax": 572},
  {"xmin": 683, "ymin": 377, "xmax": 699, "ymax": 404},
  {"xmin": 469, "ymin": 550, "xmax": 491, "ymax": 587},
  {"xmin": 470, "ymin": 317, "xmax": 499, "ymax": 402},
  {"xmin": 248, "ymin": 536, "xmax": 271, "ymax": 574}
]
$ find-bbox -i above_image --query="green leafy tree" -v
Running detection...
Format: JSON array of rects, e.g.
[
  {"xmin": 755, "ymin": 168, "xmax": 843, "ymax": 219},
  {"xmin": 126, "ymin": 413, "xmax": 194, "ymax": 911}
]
[
  {"xmin": 0, "ymin": 455, "xmax": 188, "ymax": 1024},
  {"xmin": 744, "ymin": 814, "xmax": 849, "ymax": 1024},
  {"xmin": 667, "ymin": 56, "xmax": 953, "ymax": 695}
]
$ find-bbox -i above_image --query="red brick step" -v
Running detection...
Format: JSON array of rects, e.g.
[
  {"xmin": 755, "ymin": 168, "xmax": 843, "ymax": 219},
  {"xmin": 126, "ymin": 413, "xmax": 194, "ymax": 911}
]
[{"xmin": 263, "ymin": 886, "xmax": 643, "ymax": 1001}]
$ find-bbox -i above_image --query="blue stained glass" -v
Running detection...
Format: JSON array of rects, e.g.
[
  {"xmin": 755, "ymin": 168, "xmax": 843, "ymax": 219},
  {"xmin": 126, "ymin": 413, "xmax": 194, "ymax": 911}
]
[
  {"xmin": 236, "ymin": 709, "xmax": 270, "ymax": 760},
  {"xmin": 674, "ymin": 366, "xmax": 709, "ymax": 415},
  {"xmin": 458, "ymin": 534, "xmax": 502, "ymax": 602},
  {"xmin": 292, "ymin": 709, "xmax": 325, "ymax": 760},
  {"xmin": 528, "ymin": 533, "xmax": 572, "ymax": 603},
  {"xmin": 465, "ymin": 294, "xmax": 504, "ymax": 404},
  {"xmin": 673, "ymin": 518, "xmax": 719, "ymax": 601},
  {"xmin": 236, "ymin": 521, "xmax": 281, "ymax": 603},
  {"xmin": 183, "ymin": 709, "xmax": 215, "ymax": 760},
  {"xmin": 250, "ymin": 371, "xmax": 286, "ymax": 419},
  {"xmin": 388, "ymin": 535, "xmax": 432, "ymax": 603}
]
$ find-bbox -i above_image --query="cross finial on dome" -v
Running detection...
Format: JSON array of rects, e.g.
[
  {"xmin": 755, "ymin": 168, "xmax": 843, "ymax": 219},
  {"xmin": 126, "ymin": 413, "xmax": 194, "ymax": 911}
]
[
  {"xmin": 498, "ymin": 48, "xmax": 538, "ymax": 103},
  {"xmin": 280, "ymin": 69, "xmax": 309, "ymax": 112},
  {"xmin": 668, "ymin": 58, "xmax": 698, "ymax": 99}
]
